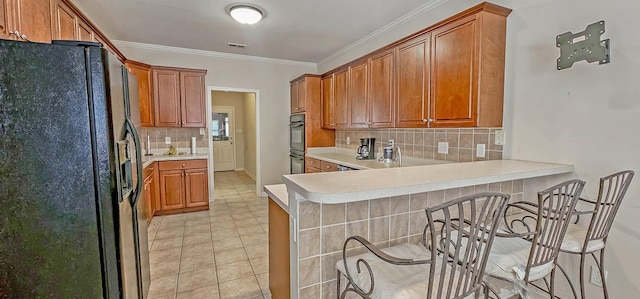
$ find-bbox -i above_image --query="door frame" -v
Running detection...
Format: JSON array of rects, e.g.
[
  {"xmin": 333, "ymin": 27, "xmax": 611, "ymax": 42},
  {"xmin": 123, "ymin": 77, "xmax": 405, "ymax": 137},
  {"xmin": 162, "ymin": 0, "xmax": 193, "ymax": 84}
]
[
  {"xmin": 211, "ymin": 105, "xmax": 236, "ymax": 172},
  {"xmin": 207, "ymin": 86, "xmax": 262, "ymax": 200}
]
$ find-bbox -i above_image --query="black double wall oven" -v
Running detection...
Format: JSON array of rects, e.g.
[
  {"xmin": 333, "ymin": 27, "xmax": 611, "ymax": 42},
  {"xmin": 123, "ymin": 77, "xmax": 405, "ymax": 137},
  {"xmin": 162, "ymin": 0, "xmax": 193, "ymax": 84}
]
[{"xmin": 289, "ymin": 114, "xmax": 305, "ymax": 174}]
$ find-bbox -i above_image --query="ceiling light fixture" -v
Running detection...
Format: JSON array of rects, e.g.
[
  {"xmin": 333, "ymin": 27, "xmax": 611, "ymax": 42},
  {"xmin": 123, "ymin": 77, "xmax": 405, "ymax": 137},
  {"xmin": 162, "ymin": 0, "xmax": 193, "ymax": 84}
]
[{"xmin": 229, "ymin": 5, "xmax": 263, "ymax": 25}]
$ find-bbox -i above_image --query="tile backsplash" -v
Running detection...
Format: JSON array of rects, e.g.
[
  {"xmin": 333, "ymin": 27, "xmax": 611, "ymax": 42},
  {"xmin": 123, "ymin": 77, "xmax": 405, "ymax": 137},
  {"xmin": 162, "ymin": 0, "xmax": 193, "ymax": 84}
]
[
  {"xmin": 336, "ymin": 128, "xmax": 503, "ymax": 162},
  {"xmin": 139, "ymin": 127, "xmax": 209, "ymax": 150}
]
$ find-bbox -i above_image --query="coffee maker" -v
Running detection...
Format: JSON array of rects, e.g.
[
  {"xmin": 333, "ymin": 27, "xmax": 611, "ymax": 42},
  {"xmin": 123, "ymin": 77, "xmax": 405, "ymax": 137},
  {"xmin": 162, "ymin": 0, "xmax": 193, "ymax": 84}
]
[{"xmin": 356, "ymin": 138, "xmax": 376, "ymax": 160}]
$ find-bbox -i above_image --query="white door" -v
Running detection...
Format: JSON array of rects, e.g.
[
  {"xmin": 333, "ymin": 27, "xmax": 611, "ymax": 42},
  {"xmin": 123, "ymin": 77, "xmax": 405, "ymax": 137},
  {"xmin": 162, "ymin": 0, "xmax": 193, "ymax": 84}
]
[{"xmin": 212, "ymin": 106, "xmax": 235, "ymax": 171}]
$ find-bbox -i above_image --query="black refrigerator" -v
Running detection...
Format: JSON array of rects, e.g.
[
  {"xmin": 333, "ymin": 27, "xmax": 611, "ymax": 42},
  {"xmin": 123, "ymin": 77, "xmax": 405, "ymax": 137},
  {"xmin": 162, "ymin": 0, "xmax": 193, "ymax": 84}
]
[{"xmin": 0, "ymin": 40, "xmax": 150, "ymax": 298}]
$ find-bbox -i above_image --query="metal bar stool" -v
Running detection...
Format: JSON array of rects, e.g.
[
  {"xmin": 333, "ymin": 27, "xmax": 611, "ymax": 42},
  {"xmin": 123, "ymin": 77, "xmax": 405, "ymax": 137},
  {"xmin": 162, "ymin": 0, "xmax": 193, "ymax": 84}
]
[{"xmin": 555, "ymin": 170, "xmax": 634, "ymax": 299}]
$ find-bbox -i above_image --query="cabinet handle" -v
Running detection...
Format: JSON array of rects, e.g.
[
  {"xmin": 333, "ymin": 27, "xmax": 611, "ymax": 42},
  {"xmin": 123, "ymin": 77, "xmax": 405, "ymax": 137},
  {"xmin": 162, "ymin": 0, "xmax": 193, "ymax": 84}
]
[
  {"xmin": 20, "ymin": 34, "xmax": 28, "ymax": 41},
  {"xmin": 325, "ymin": 165, "xmax": 331, "ymax": 169},
  {"xmin": 9, "ymin": 30, "xmax": 19, "ymax": 39},
  {"xmin": 422, "ymin": 119, "xmax": 428, "ymax": 123},
  {"xmin": 428, "ymin": 119, "xmax": 433, "ymax": 123},
  {"xmin": 182, "ymin": 163, "xmax": 186, "ymax": 167}
]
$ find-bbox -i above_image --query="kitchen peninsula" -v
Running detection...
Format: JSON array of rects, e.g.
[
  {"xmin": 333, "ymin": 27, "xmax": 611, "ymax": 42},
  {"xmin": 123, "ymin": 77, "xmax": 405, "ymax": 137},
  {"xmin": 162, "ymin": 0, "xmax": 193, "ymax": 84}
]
[{"xmin": 265, "ymin": 159, "xmax": 574, "ymax": 299}]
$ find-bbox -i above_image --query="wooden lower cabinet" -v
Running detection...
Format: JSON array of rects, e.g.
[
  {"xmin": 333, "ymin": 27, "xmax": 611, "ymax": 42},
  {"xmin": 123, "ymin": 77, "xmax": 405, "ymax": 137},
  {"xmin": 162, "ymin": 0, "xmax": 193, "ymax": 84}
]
[
  {"xmin": 157, "ymin": 159, "xmax": 209, "ymax": 215},
  {"xmin": 305, "ymin": 157, "xmax": 339, "ymax": 173},
  {"xmin": 143, "ymin": 162, "xmax": 159, "ymax": 223},
  {"xmin": 268, "ymin": 198, "xmax": 290, "ymax": 299}
]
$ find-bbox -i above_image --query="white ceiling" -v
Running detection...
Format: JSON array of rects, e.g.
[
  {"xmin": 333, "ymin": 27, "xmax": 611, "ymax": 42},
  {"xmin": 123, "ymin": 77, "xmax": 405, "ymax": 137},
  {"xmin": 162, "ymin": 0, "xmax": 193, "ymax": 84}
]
[{"xmin": 72, "ymin": 0, "xmax": 439, "ymax": 63}]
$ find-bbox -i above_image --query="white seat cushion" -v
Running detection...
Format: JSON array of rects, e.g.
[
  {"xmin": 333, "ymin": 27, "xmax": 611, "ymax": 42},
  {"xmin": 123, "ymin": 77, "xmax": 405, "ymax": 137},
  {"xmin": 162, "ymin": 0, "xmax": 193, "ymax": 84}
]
[
  {"xmin": 560, "ymin": 223, "xmax": 605, "ymax": 253},
  {"xmin": 336, "ymin": 243, "xmax": 474, "ymax": 299},
  {"xmin": 486, "ymin": 236, "xmax": 554, "ymax": 282}
]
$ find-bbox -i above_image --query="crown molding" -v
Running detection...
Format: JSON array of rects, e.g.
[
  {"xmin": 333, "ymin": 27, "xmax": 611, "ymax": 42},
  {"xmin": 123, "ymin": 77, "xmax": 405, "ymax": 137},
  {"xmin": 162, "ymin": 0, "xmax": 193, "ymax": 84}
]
[
  {"xmin": 113, "ymin": 40, "xmax": 317, "ymax": 68},
  {"xmin": 318, "ymin": 0, "xmax": 449, "ymax": 67}
]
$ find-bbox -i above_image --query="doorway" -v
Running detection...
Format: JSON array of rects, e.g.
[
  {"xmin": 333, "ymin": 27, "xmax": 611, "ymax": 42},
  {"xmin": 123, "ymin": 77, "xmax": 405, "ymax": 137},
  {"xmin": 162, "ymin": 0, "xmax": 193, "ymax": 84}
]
[{"xmin": 208, "ymin": 88, "xmax": 260, "ymax": 199}]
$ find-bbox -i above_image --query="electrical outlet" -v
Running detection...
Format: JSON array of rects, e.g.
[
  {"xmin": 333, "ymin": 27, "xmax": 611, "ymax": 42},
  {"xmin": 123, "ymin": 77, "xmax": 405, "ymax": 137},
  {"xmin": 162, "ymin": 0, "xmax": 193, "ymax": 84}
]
[
  {"xmin": 494, "ymin": 130, "xmax": 505, "ymax": 145},
  {"xmin": 477, "ymin": 144, "xmax": 486, "ymax": 158},
  {"xmin": 346, "ymin": 137, "xmax": 350, "ymax": 145},
  {"xmin": 199, "ymin": 128, "xmax": 205, "ymax": 135},
  {"xmin": 438, "ymin": 142, "xmax": 449, "ymax": 154},
  {"xmin": 165, "ymin": 137, "xmax": 171, "ymax": 144},
  {"xmin": 388, "ymin": 139, "xmax": 395, "ymax": 148},
  {"xmin": 590, "ymin": 266, "xmax": 607, "ymax": 287}
]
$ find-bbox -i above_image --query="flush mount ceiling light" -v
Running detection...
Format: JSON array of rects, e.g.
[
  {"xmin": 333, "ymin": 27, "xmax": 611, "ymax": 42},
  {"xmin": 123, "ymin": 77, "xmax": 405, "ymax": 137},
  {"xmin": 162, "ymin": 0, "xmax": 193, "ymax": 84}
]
[{"xmin": 229, "ymin": 5, "xmax": 263, "ymax": 25}]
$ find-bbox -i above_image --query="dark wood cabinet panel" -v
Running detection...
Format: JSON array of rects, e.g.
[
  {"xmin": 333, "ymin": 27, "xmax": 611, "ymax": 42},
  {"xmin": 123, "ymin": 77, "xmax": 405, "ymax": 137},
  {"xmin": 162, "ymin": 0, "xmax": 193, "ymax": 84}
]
[
  {"xmin": 333, "ymin": 69, "xmax": 349, "ymax": 128},
  {"xmin": 159, "ymin": 169, "xmax": 186, "ymax": 210},
  {"xmin": 321, "ymin": 76, "xmax": 334, "ymax": 128},
  {"xmin": 348, "ymin": 61, "xmax": 368, "ymax": 128},
  {"xmin": 395, "ymin": 34, "xmax": 430, "ymax": 128},
  {"xmin": 153, "ymin": 68, "xmax": 181, "ymax": 127},
  {"xmin": 180, "ymin": 70, "xmax": 206, "ymax": 127},
  {"xmin": 369, "ymin": 50, "xmax": 394, "ymax": 128},
  {"xmin": 126, "ymin": 60, "xmax": 154, "ymax": 127},
  {"xmin": 431, "ymin": 16, "xmax": 477, "ymax": 127},
  {"xmin": 185, "ymin": 168, "xmax": 208, "ymax": 208}
]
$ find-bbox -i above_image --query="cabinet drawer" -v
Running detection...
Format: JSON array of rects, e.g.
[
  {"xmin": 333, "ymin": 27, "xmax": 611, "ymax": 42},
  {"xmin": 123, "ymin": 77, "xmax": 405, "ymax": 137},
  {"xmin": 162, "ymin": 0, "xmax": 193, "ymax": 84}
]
[
  {"xmin": 320, "ymin": 161, "xmax": 339, "ymax": 172},
  {"xmin": 306, "ymin": 157, "xmax": 321, "ymax": 168},
  {"xmin": 158, "ymin": 159, "xmax": 207, "ymax": 170},
  {"xmin": 143, "ymin": 162, "xmax": 156, "ymax": 179}
]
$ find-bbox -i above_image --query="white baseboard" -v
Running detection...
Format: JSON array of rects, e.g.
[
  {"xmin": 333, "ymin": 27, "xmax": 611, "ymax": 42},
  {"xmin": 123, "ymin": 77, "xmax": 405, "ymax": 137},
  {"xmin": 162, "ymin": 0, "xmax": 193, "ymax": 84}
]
[
  {"xmin": 234, "ymin": 167, "xmax": 244, "ymax": 171},
  {"xmin": 244, "ymin": 170, "xmax": 257, "ymax": 181}
]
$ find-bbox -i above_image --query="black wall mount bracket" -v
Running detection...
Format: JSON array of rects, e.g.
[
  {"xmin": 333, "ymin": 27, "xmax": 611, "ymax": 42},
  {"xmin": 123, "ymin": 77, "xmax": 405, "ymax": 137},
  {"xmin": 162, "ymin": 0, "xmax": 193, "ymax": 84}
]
[{"xmin": 556, "ymin": 20, "xmax": 610, "ymax": 70}]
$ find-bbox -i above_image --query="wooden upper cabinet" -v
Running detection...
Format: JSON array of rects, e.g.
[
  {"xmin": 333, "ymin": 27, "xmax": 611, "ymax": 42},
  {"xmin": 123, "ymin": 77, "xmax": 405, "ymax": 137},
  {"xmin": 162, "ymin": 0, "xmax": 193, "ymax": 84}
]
[
  {"xmin": 77, "ymin": 17, "xmax": 93, "ymax": 41},
  {"xmin": 3, "ymin": 0, "xmax": 51, "ymax": 43},
  {"xmin": 430, "ymin": 15, "xmax": 477, "ymax": 127},
  {"xmin": 290, "ymin": 81, "xmax": 298, "ymax": 114},
  {"xmin": 51, "ymin": 0, "xmax": 75, "ymax": 40},
  {"xmin": 395, "ymin": 34, "xmax": 430, "ymax": 128},
  {"xmin": 0, "ymin": 0, "xmax": 10, "ymax": 40},
  {"xmin": 153, "ymin": 68, "xmax": 181, "ymax": 127},
  {"xmin": 321, "ymin": 75, "xmax": 334, "ymax": 128},
  {"xmin": 348, "ymin": 61, "xmax": 368, "ymax": 128},
  {"xmin": 333, "ymin": 69, "xmax": 349, "ymax": 128},
  {"xmin": 153, "ymin": 67, "xmax": 206, "ymax": 128},
  {"xmin": 368, "ymin": 50, "xmax": 394, "ymax": 128},
  {"xmin": 185, "ymin": 168, "xmax": 208, "ymax": 208},
  {"xmin": 126, "ymin": 60, "xmax": 154, "ymax": 127},
  {"xmin": 180, "ymin": 70, "xmax": 206, "ymax": 127},
  {"xmin": 297, "ymin": 79, "xmax": 306, "ymax": 112}
]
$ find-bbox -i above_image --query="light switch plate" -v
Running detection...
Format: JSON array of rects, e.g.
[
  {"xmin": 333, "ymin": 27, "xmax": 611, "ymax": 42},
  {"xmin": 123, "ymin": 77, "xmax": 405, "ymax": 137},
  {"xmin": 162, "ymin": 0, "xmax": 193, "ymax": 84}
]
[
  {"xmin": 199, "ymin": 128, "xmax": 205, "ymax": 135},
  {"xmin": 494, "ymin": 130, "xmax": 505, "ymax": 145},
  {"xmin": 477, "ymin": 144, "xmax": 486, "ymax": 158},
  {"xmin": 438, "ymin": 142, "xmax": 449, "ymax": 154},
  {"xmin": 389, "ymin": 139, "xmax": 395, "ymax": 148},
  {"xmin": 165, "ymin": 137, "xmax": 171, "ymax": 144},
  {"xmin": 346, "ymin": 137, "xmax": 350, "ymax": 145}
]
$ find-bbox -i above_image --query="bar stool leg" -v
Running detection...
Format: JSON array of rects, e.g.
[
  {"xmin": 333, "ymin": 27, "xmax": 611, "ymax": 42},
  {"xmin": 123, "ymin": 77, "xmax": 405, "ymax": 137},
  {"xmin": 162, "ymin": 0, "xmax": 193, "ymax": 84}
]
[
  {"xmin": 579, "ymin": 254, "xmax": 587, "ymax": 299},
  {"xmin": 599, "ymin": 249, "xmax": 609, "ymax": 299}
]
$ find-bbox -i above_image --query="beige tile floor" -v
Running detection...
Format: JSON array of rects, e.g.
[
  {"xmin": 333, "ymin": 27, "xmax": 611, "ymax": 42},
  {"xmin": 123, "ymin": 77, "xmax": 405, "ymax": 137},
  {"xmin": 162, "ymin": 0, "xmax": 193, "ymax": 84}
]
[{"xmin": 146, "ymin": 171, "xmax": 271, "ymax": 299}]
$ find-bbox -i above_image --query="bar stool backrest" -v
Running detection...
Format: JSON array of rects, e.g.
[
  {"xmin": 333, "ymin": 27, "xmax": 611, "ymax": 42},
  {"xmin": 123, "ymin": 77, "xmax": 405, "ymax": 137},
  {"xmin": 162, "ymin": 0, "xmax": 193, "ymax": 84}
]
[{"xmin": 586, "ymin": 170, "xmax": 634, "ymax": 242}]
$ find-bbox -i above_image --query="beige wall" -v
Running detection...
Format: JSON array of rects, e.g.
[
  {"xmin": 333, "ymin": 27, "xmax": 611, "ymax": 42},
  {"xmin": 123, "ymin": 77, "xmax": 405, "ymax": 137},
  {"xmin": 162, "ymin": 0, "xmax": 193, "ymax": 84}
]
[
  {"xmin": 212, "ymin": 91, "xmax": 246, "ymax": 170},
  {"xmin": 116, "ymin": 41, "xmax": 317, "ymax": 194},
  {"xmin": 319, "ymin": 0, "xmax": 640, "ymax": 296},
  {"xmin": 243, "ymin": 93, "xmax": 257, "ymax": 179}
]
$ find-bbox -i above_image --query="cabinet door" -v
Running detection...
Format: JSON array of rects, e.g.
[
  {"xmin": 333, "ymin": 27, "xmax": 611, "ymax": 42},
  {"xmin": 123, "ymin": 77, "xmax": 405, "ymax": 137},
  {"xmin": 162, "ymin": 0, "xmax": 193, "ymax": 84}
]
[
  {"xmin": 153, "ymin": 68, "xmax": 181, "ymax": 127},
  {"xmin": 185, "ymin": 168, "xmax": 208, "ymax": 208},
  {"xmin": 333, "ymin": 69, "xmax": 349, "ymax": 128},
  {"xmin": 296, "ymin": 79, "xmax": 306, "ymax": 112},
  {"xmin": 51, "ymin": 0, "xmax": 76, "ymax": 40},
  {"xmin": 143, "ymin": 174, "xmax": 154, "ymax": 222},
  {"xmin": 180, "ymin": 71, "xmax": 206, "ymax": 127},
  {"xmin": 395, "ymin": 34, "xmax": 430, "ymax": 128},
  {"xmin": 290, "ymin": 81, "xmax": 298, "ymax": 114},
  {"xmin": 12, "ymin": 0, "xmax": 51, "ymax": 43},
  {"xmin": 77, "ymin": 17, "xmax": 93, "ymax": 42},
  {"xmin": 126, "ymin": 61, "xmax": 154, "ymax": 127},
  {"xmin": 369, "ymin": 50, "xmax": 394, "ymax": 128},
  {"xmin": 431, "ymin": 16, "xmax": 478, "ymax": 127},
  {"xmin": 321, "ymin": 76, "xmax": 334, "ymax": 128},
  {"xmin": 0, "ymin": 0, "xmax": 12, "ymax": 40},
  {"xmin": 348, "ymin": 61, "xmax": 368, "ymax": 128},
  {"xmin": 159, "ymin": 170, "xmax": 185, "ymax": 210}
]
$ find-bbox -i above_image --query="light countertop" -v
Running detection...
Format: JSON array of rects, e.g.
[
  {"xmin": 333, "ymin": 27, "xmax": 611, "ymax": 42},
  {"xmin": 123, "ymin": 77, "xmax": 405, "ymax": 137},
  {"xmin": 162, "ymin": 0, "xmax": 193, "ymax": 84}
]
[
  {"xmin": 142, "ymin": 148, "xmax": 209, "ymax": 168},
  {"xmin": 306, "ymin": 147, "xmax": 449, "ymax": 170},
  {"xmin": 264, "ymin": 184, "xmax": 289, "ymax": 212},
  {"xmin": 283, "ymin": 159, "xmax": 573, "ymax": 204}
]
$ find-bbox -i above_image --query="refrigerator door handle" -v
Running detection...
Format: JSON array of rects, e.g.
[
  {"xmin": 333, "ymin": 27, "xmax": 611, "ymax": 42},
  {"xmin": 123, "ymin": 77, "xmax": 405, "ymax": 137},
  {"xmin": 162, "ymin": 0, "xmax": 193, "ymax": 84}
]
[{"xmin": 125, "ymin": 118, "xmax": 143, "ymax": 207}]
